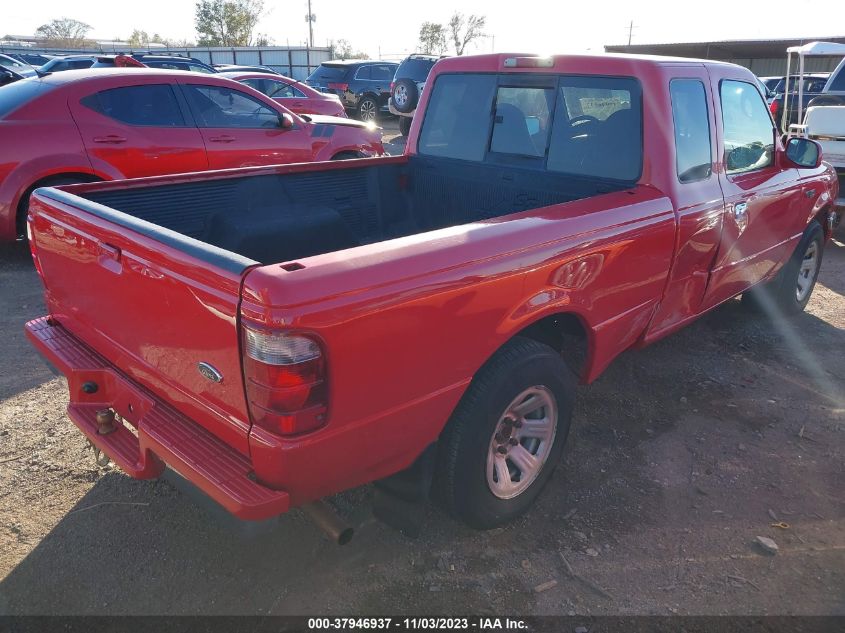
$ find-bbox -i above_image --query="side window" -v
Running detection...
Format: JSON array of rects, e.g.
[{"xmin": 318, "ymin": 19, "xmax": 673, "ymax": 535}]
[
  {"xmin": 720, "ymin": 80, "xmax": 774, "ymax": 175},
  {"xmin": 670, "ymin": 79, "xmax": 712, "ymax": 182},
  {"xmin": 240, "ymin": 78, "xmax": 266, "ymax": 93},
  {"xmin": 81, "ymin": 84, "xmax": 186, "ymax": 127},
  {"xmin": 189, "ymin": 64, "xmax": 214, "ymax": 74},
  {"xmin": 355, "ymin": 66, "xmax": 372, "ymax": 80},
  {"xmin": 291, "ymin": 86, "xmax": 307, "ymax": 98},
  {"xmin": 72, "ymin": 60, "xmax": 93, "ymax": 70},
  {"xmin": 182, "ymin": 84, "xmax": 281, "ymax": 129},
  {"xmin": 265, "ymin": 80, "xmax": 296, "ymax": 99},
  {"xmin": 371, "ymin": 65, "xmax": 394, "ymax": 82},
  {"xmin": 490, "ymin": 86, "xmax": 555, "ymax": 157}
]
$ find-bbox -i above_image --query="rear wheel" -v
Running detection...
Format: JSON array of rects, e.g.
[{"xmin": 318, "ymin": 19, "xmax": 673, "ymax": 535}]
[
  {"xmin": 398, "ymin": 116, "xmax": 412, "ymax": 137},
  {"xmin": 435, "ymin": 337, "xmax": 575, "ymax": 528},
  {"xmin": 357, "ymin": 96, "xmax": 378, "ymax": 122},
  {"xmin": 743, "ymin": 221, "xmax": 824, "ymax": 315}
]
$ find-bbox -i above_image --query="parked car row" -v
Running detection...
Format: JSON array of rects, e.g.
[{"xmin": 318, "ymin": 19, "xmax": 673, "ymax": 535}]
[{"xmin": 0, "ymin": 67, "xmax": 384, "ymax": 241}]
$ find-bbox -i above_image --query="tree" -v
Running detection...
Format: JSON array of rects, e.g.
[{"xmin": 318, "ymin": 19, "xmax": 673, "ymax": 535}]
[
  {"xmin": 418, "ymin": 22, "xmax": 447, "ymax": 55},
  {"xmin": 35, "ymin": 18, "xmax": 92, "ymax": 48},
  {"xmin": 448, "ymin": 12, "xmax": 486, "ymax": 56},
  {"xmin": 127, "ymin": 30, "xmax": 167, "ymax": 47},
  {"xmin": 194, "ymin": 0, "xmax": 264, "ymax": 47},
  {"xmin": 331, "ymin": 39, "xmax": 368, "ymax": 60}
]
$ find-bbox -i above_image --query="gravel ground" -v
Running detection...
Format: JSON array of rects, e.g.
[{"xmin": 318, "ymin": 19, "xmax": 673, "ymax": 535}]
[{"xmin": 0, "ymin": 160, "xmax": 842, "ymax": 615}]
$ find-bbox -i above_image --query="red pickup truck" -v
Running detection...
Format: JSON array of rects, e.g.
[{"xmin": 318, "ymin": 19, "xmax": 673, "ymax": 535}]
[{"xmin": 24, "ymin": 53, "xmax": 839, "ymax": 536}]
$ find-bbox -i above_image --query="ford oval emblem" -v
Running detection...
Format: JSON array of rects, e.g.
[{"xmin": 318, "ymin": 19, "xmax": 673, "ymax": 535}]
[{"xmin": 197, "ymin": 362, "xmax": 223, "ymax": 383}]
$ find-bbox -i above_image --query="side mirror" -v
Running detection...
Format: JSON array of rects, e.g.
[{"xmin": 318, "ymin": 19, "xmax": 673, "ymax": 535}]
[
  {"xmin": 279, "ymin": 112, "xmax": 294, "ymax": 129},
  {"xmin": 785, "ymin": 137, "xmax": 822, "ymax": 168},
  {"xmin": 0, "ymin": 70, "xmax": 13, "ymax": 87}
]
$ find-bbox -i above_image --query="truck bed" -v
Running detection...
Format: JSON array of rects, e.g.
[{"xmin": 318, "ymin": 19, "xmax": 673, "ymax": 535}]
[{"xmin": 68, "ymin": 156, "xmax": 632, "ymax": 265}]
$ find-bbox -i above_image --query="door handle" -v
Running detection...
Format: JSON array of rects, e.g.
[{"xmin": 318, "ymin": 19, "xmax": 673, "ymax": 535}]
[
  {"xmin": 93, "ymin": 135, "xmax": 127, "ymax": 144},
  {"xmin": 805, "ymin": 188, "xmax": 816, "ymax": 198},
  {"xmin": 208, "ymin": 135, "xmax": 235, "ymax": 143},
  {"xmin": 734, "ymin": 202, "xmax": 748, "ymax": 218}
]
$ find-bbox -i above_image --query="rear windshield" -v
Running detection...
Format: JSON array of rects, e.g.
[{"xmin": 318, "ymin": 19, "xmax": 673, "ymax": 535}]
[
  {"xmin": 418, "ymin": 73, "xmax": 643, "ymax": 182},
  {"xmin": 395, "ymin": 58, "xmax": 436, "ymax": 82},
  {"xmin": 0, "ymin": 79, "xmax": 55, "ymax": 118},
  {"xmin": 307, "ymin": 64, "xmax": 350, "ymax": 82}
]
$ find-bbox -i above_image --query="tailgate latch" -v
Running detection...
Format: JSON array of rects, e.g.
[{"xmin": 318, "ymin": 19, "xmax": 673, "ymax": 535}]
[{"xmin": 97, "ymin": 243, "xmax": 122, "ymax": 273}]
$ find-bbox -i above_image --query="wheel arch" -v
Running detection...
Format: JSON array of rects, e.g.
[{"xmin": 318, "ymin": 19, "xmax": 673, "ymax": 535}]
[
  {"xmin": 510, "ymin": 311, "xmax": 593, "ymax": 382},
  {"xmin": 15, "ymin": 171, "xmax": 104, "ymax": 235}
]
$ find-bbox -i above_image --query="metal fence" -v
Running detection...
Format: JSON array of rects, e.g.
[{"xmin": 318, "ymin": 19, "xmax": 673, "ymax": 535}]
[{"xmin": 0, "ymin": 45, "xmax": 333, "ymax": 80}]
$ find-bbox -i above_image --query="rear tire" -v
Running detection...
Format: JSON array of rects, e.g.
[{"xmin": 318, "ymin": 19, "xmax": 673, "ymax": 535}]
[
  {"xmin": 399, "ymin": 116, "xmax": 412, "ymax": 137},
  {"xmin": 435, "ymin": 337, "xmax": 576, "ymax": 529},
  {"xmin": 743, "ymin": 221, "xmax": 824, "ymax": 316}
]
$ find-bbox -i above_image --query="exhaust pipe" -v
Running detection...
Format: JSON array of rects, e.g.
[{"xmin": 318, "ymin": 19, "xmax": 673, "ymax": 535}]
[{"xmin": 302, "ymin": 501, "xmax": 354, "ymax": 545}]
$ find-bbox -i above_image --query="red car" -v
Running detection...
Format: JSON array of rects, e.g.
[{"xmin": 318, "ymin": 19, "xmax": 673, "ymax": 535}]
[
  {"xmin": 0, "ymin": 69, "xmax": 383, "ymax": 241},
  {"xmin": 218, "ymin": 71, "xmax": 347, "ymax": 118}
]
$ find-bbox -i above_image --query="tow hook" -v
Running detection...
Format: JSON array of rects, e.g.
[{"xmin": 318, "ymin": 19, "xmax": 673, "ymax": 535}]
[{"xmin": 96, "ymin": 408, "xmax": 118, "ymax": 435}]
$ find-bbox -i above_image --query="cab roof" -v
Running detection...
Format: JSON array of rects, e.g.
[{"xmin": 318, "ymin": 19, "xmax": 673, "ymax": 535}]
[{"xmin": 433, "ymin": 52, "xmax": 741, "ymax": 73}]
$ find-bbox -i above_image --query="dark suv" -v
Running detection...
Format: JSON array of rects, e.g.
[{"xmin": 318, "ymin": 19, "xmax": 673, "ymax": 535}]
[
  {"xmin": 389, "ymin": 55, "xmax": 441, "ymax": 136},
  {"xmin": 306, "ymin": 60, "xmax": 398, "ymax": 121}
]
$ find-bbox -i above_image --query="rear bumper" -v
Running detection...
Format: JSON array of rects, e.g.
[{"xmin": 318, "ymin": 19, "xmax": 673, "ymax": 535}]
[{"xmin": 25, "ymin": 316, "xmax": 290, "ymax": 521}]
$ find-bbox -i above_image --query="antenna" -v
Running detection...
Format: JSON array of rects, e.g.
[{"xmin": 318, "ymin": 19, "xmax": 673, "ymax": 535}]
[{"xmin": 305, "ymin": 0, "xmax": 316, "ymax": 48}]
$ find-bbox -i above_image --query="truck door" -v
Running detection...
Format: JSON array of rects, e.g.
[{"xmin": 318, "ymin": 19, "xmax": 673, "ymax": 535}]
[
  {"xmin": 69, "ymin": 80, "xmax": 209, "ymax": 178},
  {"xmin": 643, "ymin": 72, "xmax": 727, "ymax": 341},
  {"xmin": 701, "ymin": 71, "xmax": 803, "ymax": 309}
]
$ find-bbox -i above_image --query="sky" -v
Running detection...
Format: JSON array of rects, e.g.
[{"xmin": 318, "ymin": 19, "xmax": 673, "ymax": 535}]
[{"xmin": 4, "ymin": 0, "xmax": 845, "ymax": 59}]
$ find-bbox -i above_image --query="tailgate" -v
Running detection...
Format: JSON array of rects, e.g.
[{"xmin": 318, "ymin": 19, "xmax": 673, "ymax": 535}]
[{"xmin": 28, "ymin": 186, "xmax": 258, "ymax": 454}]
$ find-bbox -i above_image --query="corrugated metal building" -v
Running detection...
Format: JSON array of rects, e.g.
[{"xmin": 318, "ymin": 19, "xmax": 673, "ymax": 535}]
[
  {"xmin": 0, "ymin": 45, "xmax": 333, "ymax": 80},
  {"xmin": 604, "ymin": 36, "xmax": 845, "ymax": 76}
]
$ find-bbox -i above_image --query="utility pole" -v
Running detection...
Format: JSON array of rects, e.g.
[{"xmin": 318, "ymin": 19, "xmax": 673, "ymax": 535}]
[
  {"xmin": 627, "ymin": 20, "xmax": 634, "ymax": 46},
  {"xmin": 305, "ymin": 0, "xmax": 315, "ymax": 48}
]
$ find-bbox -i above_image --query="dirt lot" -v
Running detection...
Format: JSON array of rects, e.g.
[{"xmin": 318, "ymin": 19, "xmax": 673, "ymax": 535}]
[{"xmin": 0, "ymin": 178, "xmax": 843, "ymax": 615}]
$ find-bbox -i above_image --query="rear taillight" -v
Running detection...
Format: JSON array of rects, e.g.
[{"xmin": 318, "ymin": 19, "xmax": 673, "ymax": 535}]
[
  {"xmin": 327, "ymin": 82, "xmax": 349, "ymax": 91},
  {"xmin": 242, "ymin": 325, "xmax": 328, "ymax": 436},
  {"xmin": 770, "ymin": 100, "xmax": 780, "ymax": 118}
]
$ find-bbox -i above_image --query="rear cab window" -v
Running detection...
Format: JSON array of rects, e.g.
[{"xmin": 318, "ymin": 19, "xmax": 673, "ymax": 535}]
[{"xmin": 418, "ymin": 72, "xmax": 643, "ymax": 182}]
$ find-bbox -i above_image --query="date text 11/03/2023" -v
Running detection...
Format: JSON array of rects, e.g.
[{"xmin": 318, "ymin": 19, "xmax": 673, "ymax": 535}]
[{"xmin": 307, "ymin": 617, "xmax": 529, "ymax": 630}]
